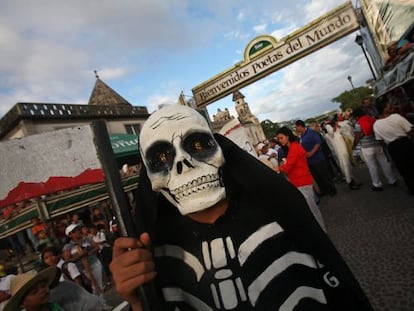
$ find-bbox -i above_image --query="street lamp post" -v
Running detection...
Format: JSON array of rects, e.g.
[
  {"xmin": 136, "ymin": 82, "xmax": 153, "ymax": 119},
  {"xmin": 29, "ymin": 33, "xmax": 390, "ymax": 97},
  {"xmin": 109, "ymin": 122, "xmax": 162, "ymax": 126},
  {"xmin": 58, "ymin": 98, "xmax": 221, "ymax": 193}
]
[
  {"xmin": 347, "ymin": 75, "xmax": 355, "ymax": 91},
  {"xmin": 347, "ymin": 75, "xmax": 358, "ymax": 102},
  {"xmin": 355, "ymin": 34, "xmax": 377, "ymax": 80}
]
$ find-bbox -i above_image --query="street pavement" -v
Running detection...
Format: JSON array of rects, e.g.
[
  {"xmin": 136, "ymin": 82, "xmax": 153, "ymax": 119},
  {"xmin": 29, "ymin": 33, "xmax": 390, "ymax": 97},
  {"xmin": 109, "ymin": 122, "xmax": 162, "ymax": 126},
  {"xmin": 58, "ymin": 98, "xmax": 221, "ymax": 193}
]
[
  {"xmin": 319, "ymin": 162, "xmax": 414, "ymax": 311},
  {"xmin": 105, "ymin": 161, "xmax": 414, "ymax": 311}
]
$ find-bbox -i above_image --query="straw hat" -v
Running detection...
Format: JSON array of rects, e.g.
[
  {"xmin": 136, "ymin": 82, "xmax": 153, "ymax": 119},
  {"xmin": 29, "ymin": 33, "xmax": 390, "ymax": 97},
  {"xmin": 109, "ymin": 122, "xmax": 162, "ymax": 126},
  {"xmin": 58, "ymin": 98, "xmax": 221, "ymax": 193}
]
[{"xmin": 4, "ymin": 267, "xmax": 58, "ymax": 311}]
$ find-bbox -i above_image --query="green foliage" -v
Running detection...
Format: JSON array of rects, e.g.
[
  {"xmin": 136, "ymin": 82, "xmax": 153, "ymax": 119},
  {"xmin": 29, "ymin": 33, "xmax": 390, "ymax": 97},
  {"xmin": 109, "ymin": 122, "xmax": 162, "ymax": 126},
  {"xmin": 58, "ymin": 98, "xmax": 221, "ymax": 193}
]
[
  {"xmin": 261, "ymin": 119, "xmax": 280, "ymax": 139},
  {"xmin": 305, "ymin": 117, "xmax": 317, "ymax": 124},
  {"xmin": 331, "ymin": 86, "xmax": 373, "ymax": 111}
]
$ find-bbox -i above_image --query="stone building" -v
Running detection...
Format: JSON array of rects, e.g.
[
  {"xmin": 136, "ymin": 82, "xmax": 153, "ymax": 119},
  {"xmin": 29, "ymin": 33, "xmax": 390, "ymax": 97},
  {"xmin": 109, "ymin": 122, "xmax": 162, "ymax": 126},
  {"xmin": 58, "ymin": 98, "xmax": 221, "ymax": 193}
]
[
  {"xmin": 0, "ymin": 74, "xmax": 149, "ymax": 141},
  {"xmin": 0, "ymin": 74, "xmax": 147, "ymax": 240},
  {"xmin": 211, "ymin": 90, "xmax": 266, "ymax": 145}
]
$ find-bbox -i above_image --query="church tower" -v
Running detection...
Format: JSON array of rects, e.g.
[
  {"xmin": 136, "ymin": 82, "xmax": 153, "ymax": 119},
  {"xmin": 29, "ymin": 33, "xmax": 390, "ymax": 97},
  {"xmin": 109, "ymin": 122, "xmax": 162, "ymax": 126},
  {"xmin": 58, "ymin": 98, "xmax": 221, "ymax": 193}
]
[
  {"xmin": 234, "ymin": 91, "xmax": 249, "ymax": 123},
  {"xmin": 232, "ymin": 90, "xmax": 265, "ymax": 143}
]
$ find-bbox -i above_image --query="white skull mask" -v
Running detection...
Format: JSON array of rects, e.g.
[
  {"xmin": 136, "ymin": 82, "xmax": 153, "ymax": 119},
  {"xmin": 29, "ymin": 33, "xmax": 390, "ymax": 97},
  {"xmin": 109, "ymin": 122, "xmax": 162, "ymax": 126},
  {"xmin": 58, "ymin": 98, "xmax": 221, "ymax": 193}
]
[{"xmin": 140, "ymin": 105, "xmax": 226, "ymax": 215}]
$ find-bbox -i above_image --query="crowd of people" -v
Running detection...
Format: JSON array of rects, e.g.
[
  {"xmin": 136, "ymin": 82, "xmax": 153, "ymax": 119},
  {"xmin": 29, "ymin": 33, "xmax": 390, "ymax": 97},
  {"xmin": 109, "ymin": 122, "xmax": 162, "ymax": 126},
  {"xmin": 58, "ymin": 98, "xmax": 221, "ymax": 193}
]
[
  {"xmin": 1, "ymin": 96, "xmax": 413, "ymax": 310},
  {"xmin": 254, "ymin": 95, "xmax": 414, "ymax": 219},
  {"xmin": 0, "ymin": 205, "xmax": 117, "ymax": 310}
]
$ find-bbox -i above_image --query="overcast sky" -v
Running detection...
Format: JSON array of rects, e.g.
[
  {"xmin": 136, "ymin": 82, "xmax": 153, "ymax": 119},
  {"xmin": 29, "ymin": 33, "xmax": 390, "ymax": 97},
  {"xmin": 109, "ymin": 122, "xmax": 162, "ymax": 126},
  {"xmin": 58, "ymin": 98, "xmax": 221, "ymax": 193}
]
[{"xmin": 0, "ymin": 0, "xmax": 373, "ymax": 123}]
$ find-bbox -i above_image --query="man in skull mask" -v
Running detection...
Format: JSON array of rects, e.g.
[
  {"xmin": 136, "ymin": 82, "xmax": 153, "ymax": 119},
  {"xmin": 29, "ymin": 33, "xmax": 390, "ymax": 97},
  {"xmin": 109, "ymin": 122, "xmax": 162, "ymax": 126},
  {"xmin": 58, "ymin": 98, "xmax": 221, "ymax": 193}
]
[{"xmin": 110, "ymin": 105, "xmax": 373, "ymax": 310}]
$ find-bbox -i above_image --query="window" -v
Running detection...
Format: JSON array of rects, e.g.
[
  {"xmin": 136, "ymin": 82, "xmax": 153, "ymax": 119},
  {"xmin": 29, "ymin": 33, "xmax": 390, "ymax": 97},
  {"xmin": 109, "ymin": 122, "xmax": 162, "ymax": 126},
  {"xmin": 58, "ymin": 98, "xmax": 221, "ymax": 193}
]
[{"xmin": 125, "ymin": 124, "xmax": 140, "ymax": 135}]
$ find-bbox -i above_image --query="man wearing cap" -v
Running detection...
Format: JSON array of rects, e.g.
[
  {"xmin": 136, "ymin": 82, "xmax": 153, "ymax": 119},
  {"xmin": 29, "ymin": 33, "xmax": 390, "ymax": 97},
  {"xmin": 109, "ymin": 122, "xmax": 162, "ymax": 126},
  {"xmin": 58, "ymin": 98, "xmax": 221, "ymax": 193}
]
[{"xmin": 62, "ymin": 224, "xmax": 105, "ymax": 300}]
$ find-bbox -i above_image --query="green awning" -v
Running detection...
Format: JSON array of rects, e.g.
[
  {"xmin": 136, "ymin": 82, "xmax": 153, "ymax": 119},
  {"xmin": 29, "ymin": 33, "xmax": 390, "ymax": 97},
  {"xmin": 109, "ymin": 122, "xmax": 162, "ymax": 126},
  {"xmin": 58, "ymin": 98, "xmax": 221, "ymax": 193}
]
[{"xmin": 110, "ymin": 133, "xmax": 139, "ymax": 158}]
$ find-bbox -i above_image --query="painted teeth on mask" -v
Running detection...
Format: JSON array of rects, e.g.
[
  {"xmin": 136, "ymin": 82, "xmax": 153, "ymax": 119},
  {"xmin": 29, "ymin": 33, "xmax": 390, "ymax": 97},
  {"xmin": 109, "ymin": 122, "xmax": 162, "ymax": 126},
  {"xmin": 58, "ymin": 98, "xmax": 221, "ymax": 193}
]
[
  {"xmin": 175, "ymin": 181, "xmax": 221, "ymax": 200},
  {"xmin": 171, "ymin": 174, "xmax": 221, "ymax": 200}
]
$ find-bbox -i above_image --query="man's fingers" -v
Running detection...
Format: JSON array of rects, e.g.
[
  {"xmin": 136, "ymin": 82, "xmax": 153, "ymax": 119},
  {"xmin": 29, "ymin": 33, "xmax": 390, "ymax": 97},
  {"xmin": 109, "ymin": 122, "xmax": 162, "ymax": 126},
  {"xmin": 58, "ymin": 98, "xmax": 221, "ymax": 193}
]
[
  {"xmin": 112, "ymin": 236, "xmax": 147, "ymax": 258},
  {"xmin": 110, "ymin": 233, "xmax": 155, "ymax": 309},
  {"xmin": 112, "ymin": 261, "xmax": 157, "ymax": 293},
  {"xmin": 111, "ymin": 248, "xmax": 153, "ymax": 271},
  {"xmin": 115, "ymin": 271, "xmax": 157, "ymax": 300},
  {"xmin": 139, "ymin": 232, "xmax": 151, "ymax": 248},
  {"xmin": 113, "ymin": 260, "xmax": 156, "ymax": 283}
]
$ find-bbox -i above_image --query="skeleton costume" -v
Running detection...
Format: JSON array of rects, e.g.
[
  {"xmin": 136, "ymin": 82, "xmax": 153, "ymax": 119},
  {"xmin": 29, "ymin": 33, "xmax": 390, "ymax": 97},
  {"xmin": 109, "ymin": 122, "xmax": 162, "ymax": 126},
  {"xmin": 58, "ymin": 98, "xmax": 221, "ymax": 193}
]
[{"xmin": 135, "ymin": 105, "xmax": 373, "ymax": 310}]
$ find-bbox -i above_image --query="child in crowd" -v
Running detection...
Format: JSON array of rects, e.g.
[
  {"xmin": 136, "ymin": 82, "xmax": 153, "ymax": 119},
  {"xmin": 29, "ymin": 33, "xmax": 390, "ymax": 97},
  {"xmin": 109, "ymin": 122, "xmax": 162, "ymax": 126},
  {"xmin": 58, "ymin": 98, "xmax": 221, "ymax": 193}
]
[
  {"xmin": 41, "ymin": 246, "xmax": 84, "ymax": 288},
  {"xmin": 80, "ymin": 225, "xmax": 90, "ymax": 238},
  {"xmin": 91, "ymin": 207, "xmax": 106, "ymax": 229},
  {"xmin": 70, "ymin": 213, "xmax": 84, "ymax": 226},
  {"xmin": 36, "ymin": 230, "xmax": 53, "ymax": 252},
  {"xmin": 40, "ymin": 246, "xmax": 106, "ymax": 310},
  {"xmin": 89, "ymin": 225, "xmax": 112, "ymax": 286}
]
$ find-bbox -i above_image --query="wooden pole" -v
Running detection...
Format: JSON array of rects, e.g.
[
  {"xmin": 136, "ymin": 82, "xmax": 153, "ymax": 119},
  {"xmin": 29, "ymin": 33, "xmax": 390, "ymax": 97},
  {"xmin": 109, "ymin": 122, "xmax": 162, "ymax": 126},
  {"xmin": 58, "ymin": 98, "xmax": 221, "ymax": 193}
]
[{"xmin": 91, "ymin": 121, "xmax": 162, "ymax": 311}]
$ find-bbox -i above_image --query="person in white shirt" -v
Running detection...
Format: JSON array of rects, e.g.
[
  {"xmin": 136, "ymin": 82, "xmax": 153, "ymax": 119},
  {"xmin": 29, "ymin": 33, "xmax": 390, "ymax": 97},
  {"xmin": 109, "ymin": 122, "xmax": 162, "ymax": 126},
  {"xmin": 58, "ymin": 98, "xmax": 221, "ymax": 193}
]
[
  {"xmin": 0, "ymin": 274, "xmax": 15, "ymax": 311},
  {"xmin": 373, "ymin": 97, "xmax": 414, "ymax": 194},
  {"xmin": 41, "ymin": 245, "xmax": 108, "ymax": 310},
  {"xmin": 352, "ymin": 107, "xmax": 397, "ymax": 191},
  {"xmin": 257, "ymin": 142, "xmax": 278, "ymax": 170},
  {"xmin": 89, "ymin": 226, "xmax": 112, "ymax": 286},
  {"xmin": 41, "ymin": 246, "xmax": 82, "ymax": 285}
]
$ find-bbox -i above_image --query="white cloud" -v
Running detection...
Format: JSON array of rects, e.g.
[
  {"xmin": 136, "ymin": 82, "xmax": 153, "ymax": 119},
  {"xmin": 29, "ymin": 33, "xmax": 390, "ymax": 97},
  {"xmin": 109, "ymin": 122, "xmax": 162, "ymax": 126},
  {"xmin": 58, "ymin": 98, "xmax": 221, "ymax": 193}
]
[
  {"xmin": 237, "ymin": 11, "xmax": 245, "ymax": 21},
  {"xmin": 96, "ymin": 67, "xmax": 131, "ymax": 80},
  {"xmin": 146, "ymin": 95, "xmax": 176, "ymax": 113},
  {"xmin": 0, "ymin": 0, "xmax": 374, "ymax": 126},
  {"xmin": 303, "ymin": 0, "xmax": 345, "ymax": 21},
  {"xmin": 253, "ymin": 24, "xmax": 267, "ymax": 34},
  {"xmin": 270, "ymin": 24, "xmax": 297, "ymax": 41}
]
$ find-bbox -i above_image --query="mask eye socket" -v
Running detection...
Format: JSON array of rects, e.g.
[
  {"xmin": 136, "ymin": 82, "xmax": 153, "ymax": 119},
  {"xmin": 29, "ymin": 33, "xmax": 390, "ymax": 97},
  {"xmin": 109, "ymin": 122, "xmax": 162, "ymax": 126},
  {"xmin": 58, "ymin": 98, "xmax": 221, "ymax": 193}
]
[
  {"xmin": 146, "ymin": 142, "xmax": 175, "ymax": 172},
  {"xmin": 183, "ymin": 132, "xmax": 217, "ymax": 160}
]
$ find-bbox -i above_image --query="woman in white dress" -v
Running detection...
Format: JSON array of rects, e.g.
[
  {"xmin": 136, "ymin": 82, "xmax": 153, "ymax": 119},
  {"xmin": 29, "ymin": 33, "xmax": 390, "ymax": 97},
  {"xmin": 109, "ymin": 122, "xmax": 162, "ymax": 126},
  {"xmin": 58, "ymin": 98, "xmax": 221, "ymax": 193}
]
[{"xmin": 324, "ymin": 123, "xmax": 362, "ymax": 190}]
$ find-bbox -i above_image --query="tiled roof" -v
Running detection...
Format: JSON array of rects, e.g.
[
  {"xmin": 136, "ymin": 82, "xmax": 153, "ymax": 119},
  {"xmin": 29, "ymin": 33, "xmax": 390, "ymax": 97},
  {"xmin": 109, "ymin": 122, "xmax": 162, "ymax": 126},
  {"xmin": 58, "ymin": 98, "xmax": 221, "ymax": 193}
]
[
  {"xmin": 0, "ymin": 75, "xmax": 148, "ymax": 139},
  {"xmin": 232, "ymin": 90, "xmax": 245, "ymax": 101},
  {"xmin": 88, "ymin": 78, "xmax": 132, "ymax": 106}
]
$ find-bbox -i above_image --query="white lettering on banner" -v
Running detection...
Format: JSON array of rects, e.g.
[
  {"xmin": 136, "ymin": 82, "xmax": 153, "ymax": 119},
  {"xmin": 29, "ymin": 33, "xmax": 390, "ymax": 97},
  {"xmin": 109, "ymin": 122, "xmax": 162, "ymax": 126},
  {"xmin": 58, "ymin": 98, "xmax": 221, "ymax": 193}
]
[
  {"xmin": 192, "ymin": 2, "xmax": 359, "ymax": 108},
  {"xmin": 111, "ymin": 138, "xmax": 139, "ymax": 148}
]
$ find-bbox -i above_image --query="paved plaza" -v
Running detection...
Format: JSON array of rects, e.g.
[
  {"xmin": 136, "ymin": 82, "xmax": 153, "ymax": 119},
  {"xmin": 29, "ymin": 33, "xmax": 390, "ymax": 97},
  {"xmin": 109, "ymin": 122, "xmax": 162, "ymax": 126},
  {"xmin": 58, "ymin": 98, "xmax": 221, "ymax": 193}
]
[
  {"xmin": 105, "ymin": 161, "xmax": 414, "ymax": 310},
  {"xmin": 320, "ymin": 163, "xmax": 414, "ymax": 311}
]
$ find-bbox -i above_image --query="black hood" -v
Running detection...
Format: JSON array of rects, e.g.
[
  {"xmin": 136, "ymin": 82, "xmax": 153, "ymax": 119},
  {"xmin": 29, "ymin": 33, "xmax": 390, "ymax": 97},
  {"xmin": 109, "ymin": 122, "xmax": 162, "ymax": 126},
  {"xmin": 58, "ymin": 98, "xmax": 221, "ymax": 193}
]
[{"xmin": 134, "ymin": 133, "xmax": 373, "ymax": 310}]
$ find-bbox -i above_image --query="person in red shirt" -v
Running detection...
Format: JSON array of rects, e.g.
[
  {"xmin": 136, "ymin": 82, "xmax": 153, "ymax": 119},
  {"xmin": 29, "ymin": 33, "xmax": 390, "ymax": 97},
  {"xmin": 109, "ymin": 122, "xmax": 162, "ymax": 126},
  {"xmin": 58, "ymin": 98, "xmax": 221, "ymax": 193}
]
[{"xmin": 276, "ymin": 127, "xmax": 326, "ymax": 231}]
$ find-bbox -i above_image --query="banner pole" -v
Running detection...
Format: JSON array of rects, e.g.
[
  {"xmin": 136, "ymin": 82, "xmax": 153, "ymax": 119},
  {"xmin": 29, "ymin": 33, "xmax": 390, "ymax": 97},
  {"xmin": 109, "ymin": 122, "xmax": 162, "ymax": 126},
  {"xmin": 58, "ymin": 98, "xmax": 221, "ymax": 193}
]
[{"xmin": 91, "ymin": 120, "xmax": 162, "ymax": 311}]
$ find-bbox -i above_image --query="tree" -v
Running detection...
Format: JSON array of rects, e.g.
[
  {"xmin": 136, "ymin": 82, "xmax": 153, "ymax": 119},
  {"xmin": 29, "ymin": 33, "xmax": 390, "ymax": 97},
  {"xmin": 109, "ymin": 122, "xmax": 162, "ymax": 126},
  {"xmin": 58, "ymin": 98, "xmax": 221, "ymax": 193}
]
[
  {"xmin": 331, "ymin": 86, "xmax": 373, "ymax": 111},
  {"xmin": 305, "ymin": 117, "xmax": 318, "ymax": 125},
  {"xmin": 261, "ymin": 119, "xmax": 280, "ymax": 138}
]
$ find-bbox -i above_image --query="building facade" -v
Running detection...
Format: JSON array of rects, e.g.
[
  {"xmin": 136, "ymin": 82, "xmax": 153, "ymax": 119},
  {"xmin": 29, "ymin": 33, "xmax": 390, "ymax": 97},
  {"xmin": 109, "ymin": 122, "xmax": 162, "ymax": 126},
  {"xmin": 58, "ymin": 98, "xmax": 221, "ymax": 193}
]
[
  {"xmin": 0, "ymin": 76, "xmax": 148, "ymax": 240},
  {"xmin": 211, "ymin": 90, "xmax": 266, "ymax": 145},
  {"xmin": 0, "ymin": 77, "xmax": 149, "ymax": 140}
]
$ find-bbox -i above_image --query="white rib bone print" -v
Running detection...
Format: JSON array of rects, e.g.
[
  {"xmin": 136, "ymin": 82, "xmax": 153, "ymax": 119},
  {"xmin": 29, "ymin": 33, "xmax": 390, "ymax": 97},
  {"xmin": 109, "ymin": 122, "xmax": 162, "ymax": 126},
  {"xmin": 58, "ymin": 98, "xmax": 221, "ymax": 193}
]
[{"xmin": 155, "ymin": 221, "xmax": 328, "ymax": 310}]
